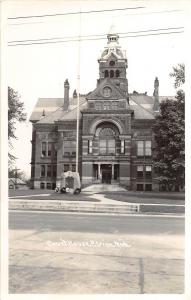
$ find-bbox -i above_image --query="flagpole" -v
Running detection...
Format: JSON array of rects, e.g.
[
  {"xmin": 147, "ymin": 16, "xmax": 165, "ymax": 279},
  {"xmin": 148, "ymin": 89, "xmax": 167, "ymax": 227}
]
[{"xmin": 76, "ymin": 8, "xmax": 81, "ymax": 173}]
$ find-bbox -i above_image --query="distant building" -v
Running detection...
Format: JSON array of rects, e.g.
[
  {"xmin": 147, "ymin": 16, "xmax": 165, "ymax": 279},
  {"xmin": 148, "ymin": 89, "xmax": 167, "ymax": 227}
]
[
  {"xmin": 30, "ymin": 26, "xmax": 165, "ymax": 191},
  {"xmin": 9, "ymin": 178, "xmax": 28, "ymax": 190}
]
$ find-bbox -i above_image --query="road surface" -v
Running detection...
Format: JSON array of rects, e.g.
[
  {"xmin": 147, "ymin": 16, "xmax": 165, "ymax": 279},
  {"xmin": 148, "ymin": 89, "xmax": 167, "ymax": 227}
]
[{"xmin": 9, "ymin": 211, "xmax": 184, "ymax": 294}]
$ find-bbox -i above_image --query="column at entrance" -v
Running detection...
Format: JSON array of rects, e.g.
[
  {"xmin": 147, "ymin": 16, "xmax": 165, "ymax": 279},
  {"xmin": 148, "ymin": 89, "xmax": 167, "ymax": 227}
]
[
  {"xmin": 98, "ymin": 163, "xmax": 101, "ymax": 181},
  {"xmin": 111, "ymin": 163, "xmax": 114, "ymax": 183}
]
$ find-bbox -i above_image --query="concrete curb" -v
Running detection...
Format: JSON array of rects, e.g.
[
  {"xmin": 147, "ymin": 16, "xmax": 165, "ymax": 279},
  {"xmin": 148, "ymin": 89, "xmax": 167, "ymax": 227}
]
[
  {"xmin": 9, "ymin": 199, "xmax": 184, "ymax": 214},
  {"xmin": 9, "ymin": 200, "xmax": 139, "ymax": 214}
]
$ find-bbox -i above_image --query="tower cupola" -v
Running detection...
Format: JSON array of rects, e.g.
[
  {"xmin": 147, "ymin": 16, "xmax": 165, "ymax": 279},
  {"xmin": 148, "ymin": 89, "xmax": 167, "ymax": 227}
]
[{"xmin": 97, "ymin": 24, "xmax": 128, "ymax": 96}]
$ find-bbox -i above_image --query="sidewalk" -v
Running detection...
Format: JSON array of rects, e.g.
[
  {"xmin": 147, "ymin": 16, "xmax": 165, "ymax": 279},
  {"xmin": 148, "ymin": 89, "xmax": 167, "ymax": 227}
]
[{"xmin": 9, "ymin": 192, "xmax": 185, "ymax": 215}]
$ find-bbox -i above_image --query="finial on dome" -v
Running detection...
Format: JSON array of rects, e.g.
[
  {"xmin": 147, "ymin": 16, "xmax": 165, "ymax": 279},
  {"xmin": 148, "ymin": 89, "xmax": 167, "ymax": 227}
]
[{"xmin": 108, "ymin": 23, "xmax": 117, "ymax": 35}]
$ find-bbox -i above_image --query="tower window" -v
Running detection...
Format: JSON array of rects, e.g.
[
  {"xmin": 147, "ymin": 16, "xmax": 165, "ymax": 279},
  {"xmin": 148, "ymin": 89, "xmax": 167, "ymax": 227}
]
[
  {"xmin": 109, "ymin": 60, "xmax": 115, "ymax": 66},
  {"xmin": 116, "ymin": 70, "xmax": 120, "ymax": 78},
  {"xmin": 104, "ymin": 70, "xmax": 109, "ymax": 78},
  {"xmin": 110, "ymin": 70, "xmax": 114, "ymax": 78}
]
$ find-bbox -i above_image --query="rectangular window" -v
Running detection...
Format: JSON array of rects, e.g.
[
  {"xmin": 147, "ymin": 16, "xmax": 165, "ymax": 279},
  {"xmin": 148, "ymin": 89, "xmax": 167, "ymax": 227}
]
[
  {"xmin": 47, "ymin": 142, "xmax": 52, "ymax": 157},
  {"xmin": 137, "ymin": 140, "xmax": 152, "ymax": 157},
  {"xmin": 145, "ymin": 165, "xmax": 152, "ymax": 179},
  {"xmin": 41, "ymin": 142, "xmax": 46, "ymax": 157},
  {"xmin": 63, "ymin": 141, "xmax": 76, "ymax": 156},
  {"xmin": 47, "ymin": 165, "xmax": 51, "ymax": 177},
  {"xmin": 145, "ymin": 141, "xmax": 152, "ymax": 156},
  {"xmin": 137, "ymin": 166, "xmax": 144, "ymax": 178},
  {"xmin": 88, "ymin": 140, "xmax": 93, "ymax": 154},
  {"xmin": 40, "ymin": 165, "xmax": 45, "ymax": 177},
  {"xmin": 52, "ymin": 165, "xmax": 57, "ymax": 178},
  {"xmin": 95, "ymin": 102, "xmax": 102, "ymax": 110},
  {"xmin": 72, "ymin": 164, "xmax": 76, "ymax": 172},
  {"xmin": 40, "ymin": 182, "xmax": 45, "ymax": 189},
  {"xmin": 64, "ymin": 164, "xmax": 70, "ymax": 172},
  {"xmin": 137, "ymin": 141, "xmax": 144, "ymax": 156},
  {"xmin": 46, "ymin": 182, "xmax": 52, "ymax": 189},
  {"xmin": 121, "ymin": 140, "xmax": 125, "ymax": 154},
  {"xmin": 145, "ymin": 184, "xmax": 152, "ymax": 191}
]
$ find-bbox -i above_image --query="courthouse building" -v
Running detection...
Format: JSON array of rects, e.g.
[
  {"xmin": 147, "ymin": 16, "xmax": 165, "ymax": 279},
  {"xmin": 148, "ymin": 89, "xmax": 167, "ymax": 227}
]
[{"xmin": 30, "ymin": 27, "xmax": 161, "ymax": 191}]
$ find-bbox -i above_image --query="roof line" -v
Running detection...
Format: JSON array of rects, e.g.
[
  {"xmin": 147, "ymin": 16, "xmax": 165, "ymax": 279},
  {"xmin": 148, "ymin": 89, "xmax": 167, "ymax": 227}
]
[
  {"xmin": 56, "ymin": 98, "xmax": 87, "ymax": 121},
  {"xmin": 129, "ymin": 95, "xmax": 155, "ymax": 117}
]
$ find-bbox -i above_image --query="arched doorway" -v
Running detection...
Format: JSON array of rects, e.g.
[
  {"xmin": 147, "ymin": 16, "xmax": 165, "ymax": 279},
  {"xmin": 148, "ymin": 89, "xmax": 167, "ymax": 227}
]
[{"xmin": 93, "ymin": 122, "xmax": 120, "ymax": 184}]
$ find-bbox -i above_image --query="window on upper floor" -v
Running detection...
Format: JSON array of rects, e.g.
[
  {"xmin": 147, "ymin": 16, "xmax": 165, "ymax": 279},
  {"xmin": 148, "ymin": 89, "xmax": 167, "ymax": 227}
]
[
  {"xmin": 47, "ymin": 165, "xmax": 51, "ymax": 177},
  {"xmin": 48, "ymin": 142, "xmax": 52, "ymax": 157},
  {"xmin": 41, "ymin": 142, "xmax": 56, "ymax": 157},
  {"xmin": 99, "ymin": 127, "xmax": 116, "ymax": 155},
  {"xmin": 88, "ymin": 140, "xmax": 93, "ymax": 154},
  {"xmin": 41, "ymin": 142, "xmax": 46, "ymax": 157},
  {"xmin": 137, "ymin": 141, "xmax": 144, "ymax": 156},
  {"xmin": 72, "ymin": 164, "xmax": 76, "ymax": 172},
  {"xmin": 63, "ymin": 141, "xmax": 76, "ymax": 156},
  {"xmin": 104, "ymin": 70, "xmax": 109, "ymax": 78},
  {"xmin": 52, "ymin": 165, "xmax": 57, "ymax": 178},
  {"xmin": 145, "ymin": 141, "xmax": 152, "ymax": 157},
  {"xmin": 110, "ymin": 70, "xmax": 114, "ymax": 78},
  {"xmin": 116, "ymin": 70, "xmax": 120, "ymax": 78},
  {"xmin": 40, "ymin": 165, "xmax": 45, "ymax": 177},
  {"xmin": 137, "ymin": 140, "xmax": 152, "ymax": 157},
  {"xmin": 64, "ymin": 164, "xmax": 70, "ymax": 172},
  {"xmin": 121, "ymin": 140, "xmax": 125, "ymax": 154},
  {"xmin": 109, "ymin": 60, "xmax": 115, "ymax": 66}
]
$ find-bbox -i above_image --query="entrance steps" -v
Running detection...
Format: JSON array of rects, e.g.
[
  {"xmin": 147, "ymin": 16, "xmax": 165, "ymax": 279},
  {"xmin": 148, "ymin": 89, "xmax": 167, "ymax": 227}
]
[{"xmin": 82, "ymin": 184, "xmax": 127, "ymax": 192}]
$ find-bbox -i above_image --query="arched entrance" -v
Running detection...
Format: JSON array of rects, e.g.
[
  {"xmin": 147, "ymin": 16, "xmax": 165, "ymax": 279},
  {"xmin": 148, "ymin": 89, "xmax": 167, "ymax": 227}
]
[{"xmin": 92, "ymin": 122, "xmax": 120, "ymax": 184}]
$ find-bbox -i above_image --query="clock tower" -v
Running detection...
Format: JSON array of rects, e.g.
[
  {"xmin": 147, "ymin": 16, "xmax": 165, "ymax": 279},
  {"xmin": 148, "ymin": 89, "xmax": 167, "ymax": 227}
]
[{"xmin": 98, "ymin": 24, "xmax": 128, "ymax": 96}]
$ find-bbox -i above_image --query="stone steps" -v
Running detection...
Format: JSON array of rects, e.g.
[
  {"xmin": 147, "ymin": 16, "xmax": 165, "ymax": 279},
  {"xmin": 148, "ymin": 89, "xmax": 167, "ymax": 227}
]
[{"xmin": 82, "ymin": 184, "xmax": 127, "ymax": 192}]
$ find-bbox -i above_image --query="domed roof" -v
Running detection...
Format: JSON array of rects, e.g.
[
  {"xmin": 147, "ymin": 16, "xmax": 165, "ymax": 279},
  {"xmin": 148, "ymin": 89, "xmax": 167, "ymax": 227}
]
[{"xmin": 99, "ymin": 24, "xmax": 126, "ymax": 60}]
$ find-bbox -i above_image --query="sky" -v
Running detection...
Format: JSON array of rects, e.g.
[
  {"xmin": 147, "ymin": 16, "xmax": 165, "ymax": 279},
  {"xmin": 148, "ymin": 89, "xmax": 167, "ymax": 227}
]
[{"xmin": 3, "ymin": 0, "xmax": 187, "ymax": 177}]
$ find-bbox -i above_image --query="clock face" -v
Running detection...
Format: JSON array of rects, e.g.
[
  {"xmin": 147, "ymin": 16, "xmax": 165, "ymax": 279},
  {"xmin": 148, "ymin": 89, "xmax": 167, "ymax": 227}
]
[{"xmin": 103, "ymin": 86, "xmax": 112, "ymax": 98}]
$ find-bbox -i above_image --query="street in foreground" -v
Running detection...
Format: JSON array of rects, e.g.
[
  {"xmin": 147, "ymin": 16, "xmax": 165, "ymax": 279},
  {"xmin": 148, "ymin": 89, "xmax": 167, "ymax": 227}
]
[{"xmin": 9, "ymin": 211, "xmax": 184, "ymax": 294}]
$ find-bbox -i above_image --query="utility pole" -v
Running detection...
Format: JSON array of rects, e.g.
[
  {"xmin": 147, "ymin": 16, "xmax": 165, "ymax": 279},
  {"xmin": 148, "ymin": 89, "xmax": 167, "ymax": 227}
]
[{"xmin": 76, "ymin": 8, "xmax": 81, "ymax": 173}]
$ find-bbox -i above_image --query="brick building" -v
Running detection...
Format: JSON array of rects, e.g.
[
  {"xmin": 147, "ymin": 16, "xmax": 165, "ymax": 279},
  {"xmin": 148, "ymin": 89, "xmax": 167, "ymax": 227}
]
[{"xmin": 30, "ymin": 27, "xmax": 161, "ymax": 191}]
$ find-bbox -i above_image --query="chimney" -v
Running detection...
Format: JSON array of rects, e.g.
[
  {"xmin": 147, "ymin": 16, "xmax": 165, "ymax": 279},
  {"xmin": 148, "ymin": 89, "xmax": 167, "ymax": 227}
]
[
  {"xmin": 64, "ymin": 79, "xmax": 70, "ymax": 111},
  {"xmin": 73, "ymin": 89, "xmax": 77, "ymax": 98},
  {"xmin": 153, "ymin": 77, "xmax": 159, "ymax": 113}
]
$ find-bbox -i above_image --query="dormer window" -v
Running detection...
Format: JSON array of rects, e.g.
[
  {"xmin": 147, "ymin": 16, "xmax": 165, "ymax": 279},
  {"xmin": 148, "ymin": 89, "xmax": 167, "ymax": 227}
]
[{"xmin": 109, "ymin": 60, "xmax": 115, "ymax": 66}]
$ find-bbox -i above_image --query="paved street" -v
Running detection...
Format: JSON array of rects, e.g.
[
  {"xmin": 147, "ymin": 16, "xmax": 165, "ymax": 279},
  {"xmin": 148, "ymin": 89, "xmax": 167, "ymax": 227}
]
[{"xmin": 9, "ymin": 211, "xmax": 184, "ymax": 294}]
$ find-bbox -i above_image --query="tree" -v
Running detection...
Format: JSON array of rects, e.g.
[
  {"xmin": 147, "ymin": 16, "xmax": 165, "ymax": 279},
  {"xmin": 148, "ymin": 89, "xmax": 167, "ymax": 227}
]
[
  {"xmin": 152, "ymin": 64, "xmax": 185, "ymax": 191},
  {"xmin": 8, "ymin": 87, "xmax": 27, "ymax": 168}
]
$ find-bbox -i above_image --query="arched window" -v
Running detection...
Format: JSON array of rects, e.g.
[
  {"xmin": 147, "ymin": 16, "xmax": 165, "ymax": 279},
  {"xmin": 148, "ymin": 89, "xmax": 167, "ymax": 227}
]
[
  {"xmin": 104, "ymin": 70, "xmax": 109, "ymax": 78},
  {"xmin": 109, "ymin": 60, "xmax": 115, "ymax": 66},
  {"xmin": 110, "ymin": 70, "xmax": 114, "ymax": 78},
  {"xmin": 99, "ymin": 127, "xmax": 116, "ymax": 155},
  {"xmin": 116, "ymin": 70, "xmax": 120, "ymax": 78}
]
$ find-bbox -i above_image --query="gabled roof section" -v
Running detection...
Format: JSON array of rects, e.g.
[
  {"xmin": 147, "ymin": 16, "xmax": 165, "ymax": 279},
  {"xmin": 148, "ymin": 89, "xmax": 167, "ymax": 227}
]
[
  {"xmin": 57, "ymin": 99, "xmax": 87, "ymax": 121},
  {"xmin": 129, "ymin": 94, "xmax": 155, "ymax": 120},
  {"xmin": 36, "ymin": 97, "xmax": 87, "ymax": 124},
  {"xmin": 86, "ymin": 78, "xmax": 126, "ymax": 100},
  {"xmin": 29, "ymin": 98, "xmax": 64, "ymax": 122}
]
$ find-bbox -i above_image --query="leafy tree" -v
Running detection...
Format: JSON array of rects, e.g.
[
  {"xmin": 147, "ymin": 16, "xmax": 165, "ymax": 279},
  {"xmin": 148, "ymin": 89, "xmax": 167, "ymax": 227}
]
[
  {"xmin": 170, "ymin": 63, "xmax": 185, "ymax": 88},
  {"xmin": 152, "ymin": 64, "xmax": 185, "ymax": 191},
  {"xmin": 8, "ymin": 87, "xmax": 27, "ymax": 168}
]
